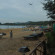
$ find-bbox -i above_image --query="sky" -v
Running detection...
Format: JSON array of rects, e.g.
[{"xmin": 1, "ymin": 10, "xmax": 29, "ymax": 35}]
[{"xmin": 0, "ymin": 0, "xmax": 51, "ymax": 23}]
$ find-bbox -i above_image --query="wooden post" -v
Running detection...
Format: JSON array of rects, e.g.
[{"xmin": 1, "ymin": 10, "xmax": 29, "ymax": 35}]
[
  {"xmin": 23, "ymin": 53, "xmax": 25, "ymax": 55},
  {"xmin": 43, "ymin": 41, "xmax": 47, "ymax": 55},
  {"xmin": 33, "ymin": 50, "xmax": 37, "ymax": 55}
]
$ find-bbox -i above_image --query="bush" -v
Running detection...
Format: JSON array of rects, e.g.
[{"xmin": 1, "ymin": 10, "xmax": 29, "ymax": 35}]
[{"xmin": 46, "ymin": 32, "xmax": 55, "ymax": 55}]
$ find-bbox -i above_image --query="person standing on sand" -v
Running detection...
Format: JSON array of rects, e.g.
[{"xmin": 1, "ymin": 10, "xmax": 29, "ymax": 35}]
[{"xmin": 10, "ymin": 30, "xmax": 13, "ymax": 38}]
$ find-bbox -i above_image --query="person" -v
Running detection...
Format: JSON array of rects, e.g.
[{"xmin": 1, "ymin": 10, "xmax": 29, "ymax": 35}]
[{"xmin": 10, "ymin": 30, "xmax": 13, "ymax": 38}]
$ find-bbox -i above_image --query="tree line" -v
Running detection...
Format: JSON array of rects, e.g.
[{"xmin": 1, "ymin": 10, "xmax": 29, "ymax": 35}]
[{"xmin": 0, "ymin": 21, "xmax": 52, "ymax": 25}]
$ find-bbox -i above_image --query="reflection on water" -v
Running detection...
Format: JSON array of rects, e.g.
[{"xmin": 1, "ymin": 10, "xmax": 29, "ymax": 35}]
[{"xmin": 0, "ymin": 25, "xmax": 26, "ymax": 29}]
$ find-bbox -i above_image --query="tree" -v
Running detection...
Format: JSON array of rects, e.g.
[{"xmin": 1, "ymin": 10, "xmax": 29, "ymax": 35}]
[{"xmin": 43, "ymin": 0, "xmax": 55, "ymax": 20}]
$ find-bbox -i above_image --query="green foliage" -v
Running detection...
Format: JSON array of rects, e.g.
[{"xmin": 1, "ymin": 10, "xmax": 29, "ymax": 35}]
[
  {"xmin": 43, "ymin": 0, "xmax": 55, "ymax": 19},
  {"xmin": 46, "ymin": 32, "xmax": 54, "ymax": 47},
  {"xmin": 1, "ymin": 21, "xmax": 52, "ymax": 25},
  {"xmin": 46, "ymin": 32, "xmax": 55, "ymax": 55}
]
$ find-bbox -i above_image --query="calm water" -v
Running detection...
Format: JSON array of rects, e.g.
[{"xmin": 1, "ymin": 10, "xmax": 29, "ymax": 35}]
[{"xmin": 0, "ymin": 25, "xmax": 26, "ymax": 29}]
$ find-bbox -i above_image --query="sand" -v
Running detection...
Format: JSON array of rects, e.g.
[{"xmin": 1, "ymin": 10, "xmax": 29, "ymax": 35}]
[{"xmin": 0, "ymin": 28, "xmax": 45, "ymax": 55}]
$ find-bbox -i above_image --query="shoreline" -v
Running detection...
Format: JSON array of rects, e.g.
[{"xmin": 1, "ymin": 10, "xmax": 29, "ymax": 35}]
[{"xmin": 0, "ymin": 28, "xmax": 43, "ymax": 55}]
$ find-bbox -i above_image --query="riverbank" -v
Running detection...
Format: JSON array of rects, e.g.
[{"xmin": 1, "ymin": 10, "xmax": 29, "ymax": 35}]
[{"xmin": 0, "ymin": 28, "xmax": 43, "ymax": 55}]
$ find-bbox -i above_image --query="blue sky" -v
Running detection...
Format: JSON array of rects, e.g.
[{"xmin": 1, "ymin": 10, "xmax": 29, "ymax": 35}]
[{"xmin": 0, "ymin": 0, "xmax": 51, "ymax": 23}]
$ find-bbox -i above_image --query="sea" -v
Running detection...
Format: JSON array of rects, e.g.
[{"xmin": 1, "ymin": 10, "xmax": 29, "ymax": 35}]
[{"xmin": 0, "ymin": 25, "xmax": 26, "ymax": 29}]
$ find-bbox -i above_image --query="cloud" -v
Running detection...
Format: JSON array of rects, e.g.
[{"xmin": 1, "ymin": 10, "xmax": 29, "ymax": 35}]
[{"xmin": 0, "ymin": 0, "xmax": 50, "ymax": 23}]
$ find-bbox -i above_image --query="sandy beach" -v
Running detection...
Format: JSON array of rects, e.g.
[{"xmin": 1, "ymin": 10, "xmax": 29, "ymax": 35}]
[{"xmin": 0, "ymin": 28, "xmax": 44, "ymax": 55}]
